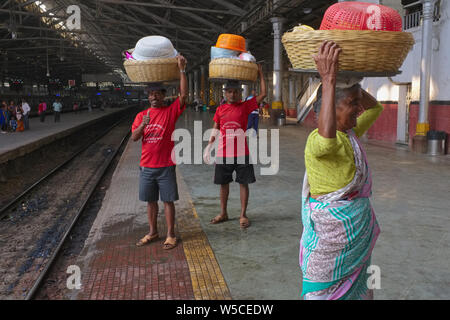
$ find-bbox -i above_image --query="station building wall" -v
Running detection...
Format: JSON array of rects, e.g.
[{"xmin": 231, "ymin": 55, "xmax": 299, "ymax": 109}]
[{"xmin": 302, "ymin": 0, "xmax": 450, "ymax": 153}]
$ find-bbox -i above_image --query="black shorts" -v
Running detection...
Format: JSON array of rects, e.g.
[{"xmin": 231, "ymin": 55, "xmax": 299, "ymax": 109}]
[{"xmin": 214, "ymin": 156, "xmax": 256, "ymax": 185}]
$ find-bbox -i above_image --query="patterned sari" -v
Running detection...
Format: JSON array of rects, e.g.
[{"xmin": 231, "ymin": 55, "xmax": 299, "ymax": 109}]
[{"xmin": 300, "ymin": 130, "xmax": 380, "ymax": 300}]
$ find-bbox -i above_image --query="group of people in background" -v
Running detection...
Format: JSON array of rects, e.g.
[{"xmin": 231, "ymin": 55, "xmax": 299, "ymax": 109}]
[
  {"xmin": 1, "ymin": 99, "xmax": 31, "ymax": 133},
  {"xmin": 0, "ymin": 98, "xmax": 84, "ymax": 133}
]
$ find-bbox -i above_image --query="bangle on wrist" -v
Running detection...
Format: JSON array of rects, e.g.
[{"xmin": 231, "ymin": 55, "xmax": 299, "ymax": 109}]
[{"xmin": 180, "ymin": 69, "xmax": 186, "ymax": 73}]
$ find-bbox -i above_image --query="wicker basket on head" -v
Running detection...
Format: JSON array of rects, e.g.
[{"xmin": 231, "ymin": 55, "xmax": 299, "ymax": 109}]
[
  {"xmin": 209, "ymin": 58, "xmax": 258, "ymax": 82},
  {"xmin": 123, "ymin": 49, "xmax": 180, "ymax": 83},
  {"xmin": 282, "ymin": 30, "xmax": 414, "ymax": 73}
]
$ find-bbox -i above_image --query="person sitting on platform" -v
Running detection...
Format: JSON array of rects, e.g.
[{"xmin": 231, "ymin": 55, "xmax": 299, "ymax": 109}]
[
  {"xmin": 132, "ymin": 54, "xmax": 188, "ymax": 250},
  {"xmin": 9, "ymin": 114, "xmax": 17, "ymax": 132},
  {"xmin": 204, "ymin": 65, "xmax": 266, "ymax": 229}
]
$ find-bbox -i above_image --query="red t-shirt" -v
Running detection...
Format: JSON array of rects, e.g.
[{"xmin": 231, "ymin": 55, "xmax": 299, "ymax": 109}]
[
  {"xmin": 213, "ymin": 97, "xmax": 258, "ymax": 158},
  {"xmin": 132, "ymin": 98, "xmax": 185, "ymax": 168},
  {"xmin": 38, "ymin": 103, "xmax": 46, "ymax": 113}
]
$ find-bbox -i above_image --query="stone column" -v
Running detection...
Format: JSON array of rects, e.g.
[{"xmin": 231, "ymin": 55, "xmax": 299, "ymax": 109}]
[
  {"xmin": 188, "ymin": 72, "xmax": 194, "ymax": 104},
  {"xmin": 194, "ymin": 69, "xmax": 199, "ymax": 101},
  {"xmin": 270, "ymin": 17, "xmax": 286, "ymax": 124},
  {"xmin": 413, "ymin": 0, "xmax": 437, "ymax": 153},
  {"xmin": 200, "ymin": 65, "xmax": 206, "ymax": 106}
]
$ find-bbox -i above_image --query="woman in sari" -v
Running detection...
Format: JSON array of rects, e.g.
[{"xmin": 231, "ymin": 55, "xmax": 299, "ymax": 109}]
[
  {"xmin": 15, "ymin": 103, "xmax": 25, "ymax": 132},
  {"xmin": 300, "ymin": 41, "xmax": 383, "ymax": 300}
]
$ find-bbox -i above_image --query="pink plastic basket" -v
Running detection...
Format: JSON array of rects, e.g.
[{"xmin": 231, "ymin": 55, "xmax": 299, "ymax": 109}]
[{"xmin": 320, "ymin": 1, "xmax": 403, "ymax": 31}]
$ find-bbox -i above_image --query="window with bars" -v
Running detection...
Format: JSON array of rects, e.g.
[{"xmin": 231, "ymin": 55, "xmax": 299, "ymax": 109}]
[{"xmin": 402, "ymin": 0, "xmax": 440, "ymax": 30}]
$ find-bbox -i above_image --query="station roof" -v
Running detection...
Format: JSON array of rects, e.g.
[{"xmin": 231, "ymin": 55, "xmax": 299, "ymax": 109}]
[{"xmin": 0, "ymin": 0, "xmax": 335, "ymax": 84}]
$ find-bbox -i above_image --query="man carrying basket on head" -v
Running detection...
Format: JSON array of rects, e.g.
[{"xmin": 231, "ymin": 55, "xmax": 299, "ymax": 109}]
[
  {"xmin": 132, "ymin": 54, "xmax": 187, "ymax": 250},
  {"xmin": 204, "ymin": 65, "xmax": 266, "ymax": 229}
]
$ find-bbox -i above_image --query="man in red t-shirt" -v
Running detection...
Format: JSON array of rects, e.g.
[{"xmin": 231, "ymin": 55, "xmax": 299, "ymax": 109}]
[
  {"xmin": 132, "ymin": 55, "xmax": 187, "ymax": 250},
  {"xmin": 204, "ymin": 65, "xmax": 266, "ymax": 229},
  {"xmin": 38, "ymin": 100, "xmax": 47, "ymax": 123}
]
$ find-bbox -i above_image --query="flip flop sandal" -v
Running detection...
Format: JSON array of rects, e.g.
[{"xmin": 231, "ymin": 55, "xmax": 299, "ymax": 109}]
[
  {"xmin": 210, "ymin": 215, "xmax": 229, "ymax": 224},
  {"xmin": 136, "ymin": 233, "xmax": 159, "ymax": 247},
  {"xmin": 240, "ymin": 218, "xmax": 250, "ymax": 229},
  {"xmin": 163, "ymin": 237, "xmax": 177, "ymax": 250}
]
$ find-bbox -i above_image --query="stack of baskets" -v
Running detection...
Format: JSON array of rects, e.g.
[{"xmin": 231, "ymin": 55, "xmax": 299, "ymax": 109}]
[
  {"xmin": 282, "ymin": 2, "xmax": 415, "ymax": 74},
  {"xmin": 209, "ymin": 34, "xmax": 258, "ymax": 82},
  {"xmin": 123, "ymin": 36, "xmax": 180, "ymax": 83}
]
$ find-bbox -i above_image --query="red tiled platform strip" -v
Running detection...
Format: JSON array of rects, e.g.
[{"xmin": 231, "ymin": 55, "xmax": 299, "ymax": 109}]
[
  {"xmin": 77, "ymin": 230, "xmax": 195, "ymax": 300},
  {"xmin": 74, "ymin": 140, "xmax": 231, "ymax": 300}
]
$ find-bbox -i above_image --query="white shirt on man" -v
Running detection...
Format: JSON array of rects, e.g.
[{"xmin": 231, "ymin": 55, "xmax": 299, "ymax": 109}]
[{"xmin": 22, "ymin": 102, "xmax": 31, "ymax": 115}]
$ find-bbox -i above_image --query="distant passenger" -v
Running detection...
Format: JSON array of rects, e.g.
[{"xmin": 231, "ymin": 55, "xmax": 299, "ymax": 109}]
[
  {"xmin": 8, "ymin": 101, "xmax": 16, "ymax": 126},
  {"xmin": 15, "ymin": 103, "xmax": 25, "ymax": 132},
  {"xmin": 73, "ymin": 101, "xmax": 79, "ymax": 114},
  {"xmin": 1, "ymin": 101, "xmax": 8, "ymax": 133},
  {"xmin": 21, "ymin": 98, "xmax": 31, "ymax": 130},
  {"xmin": 38, "ymin": 100, "xmax": 47, "ymax": 122},
  {"xmin": 246, "ymin": 89, "xmax": 260, "ymax": 136},
  {"xmin": 132, "ymin": 55, "xmax": 188, "ymax": 250},
  {"xmin": 53, "ymin": 98, "xmax": 62, "ymax": 122}
]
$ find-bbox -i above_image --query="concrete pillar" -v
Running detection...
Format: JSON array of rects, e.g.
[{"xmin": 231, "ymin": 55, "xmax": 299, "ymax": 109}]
[
  {"xmin": 242, "ymin": 85, "xmax": 250, "ymax": 101},
  {"xmin": 242, "ymin": 39, "xmax": 251, "ymax": 101},
  {"xmin": 138, "ymin": 90, "xmax": 142, "ymax": 108},
  {"xmin": 194, "ymin": 69, "xmax": 199, "ymax": 101},
  {"xmin": 288, "ymin": 76, "xmax": 296, "ymax": 117},
  {"xmin": 270, "ymin": 17, "xmax": 286, "ymax": 124},
  {"xmin": 188, "ymin": 72, "xmax": 194, "ymax": 104},
  {"xmin": 215, "ymin": 83, "xmax": 221, "ymax": 105},
  {"xmin": 200, "ymin": 65, "xmax": 206, "ymax": 105},
  {"xmin": 412, "ymin": 0, "xmax": 437, "ymax": 153}
]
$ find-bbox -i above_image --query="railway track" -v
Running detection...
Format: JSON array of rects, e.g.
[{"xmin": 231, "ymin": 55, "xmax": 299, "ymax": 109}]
[{"xmin": 0, "ymin": 114, "xmax": 134, "ymax": 300}]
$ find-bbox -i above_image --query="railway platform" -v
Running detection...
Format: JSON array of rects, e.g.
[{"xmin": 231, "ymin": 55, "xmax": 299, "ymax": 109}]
[
  {"xmin": 50, "ymin": 110, "xmax": 449, "ymax": 300},
  {"xmin": 0, "ymin": 107, "xmax": 130, "ymax": 165},
  {"xmin": 70, "ymin": 132, "xmax": 231, "ymax": 300}
]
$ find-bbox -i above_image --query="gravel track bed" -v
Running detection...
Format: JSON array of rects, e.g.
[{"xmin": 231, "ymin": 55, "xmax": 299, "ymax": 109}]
[
  {"xmin": 0, "ymin": 108, "xmax": 133, "ymax": 210},
  {"xmin": 0, "ymin": 118, "xmax": 133, "ymax": 299}
]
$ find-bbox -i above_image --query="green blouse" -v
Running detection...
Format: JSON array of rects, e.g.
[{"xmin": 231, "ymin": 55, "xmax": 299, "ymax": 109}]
[{"xmin": 304, "ymin": 103, "xmax": 384, "ymax": 196}]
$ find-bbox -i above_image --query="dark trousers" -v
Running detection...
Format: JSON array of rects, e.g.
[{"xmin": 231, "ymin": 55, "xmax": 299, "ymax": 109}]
[
  {"xmin": 24, "ymin": 114, "xmax": 30, "ymax": 130},
  {"xmin": 40, "ymin": 112, "xmax": 46, "ymax": 122},
  {"xmin": 54, "ymin": 112, "xmax": 61, "ymax": 122},
  {"xmin": 247, "ymin": 113, "xmax": 259, "ymax": 132}
]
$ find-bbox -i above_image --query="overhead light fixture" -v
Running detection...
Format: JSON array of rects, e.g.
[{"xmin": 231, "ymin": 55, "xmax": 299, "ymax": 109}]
[{"xmin": 303, "ymin": 8, "xmax": 312, "ymax": 14}]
